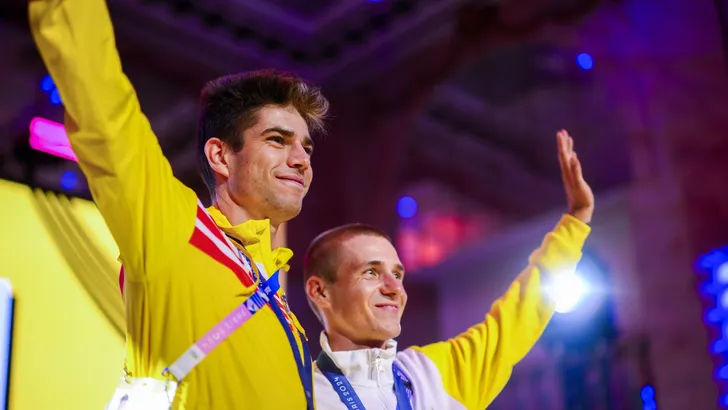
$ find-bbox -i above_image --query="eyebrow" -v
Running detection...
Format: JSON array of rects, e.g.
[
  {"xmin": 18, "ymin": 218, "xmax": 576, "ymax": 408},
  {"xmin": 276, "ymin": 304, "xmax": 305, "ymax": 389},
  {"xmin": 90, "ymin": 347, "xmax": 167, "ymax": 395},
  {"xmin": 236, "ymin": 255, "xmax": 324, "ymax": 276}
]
[
  {"xmin": 262, "ymin": 127, "xmax": 314, "ymax": 151},
  {"xmin": 364, "ymin": 260, "xmax": 406, "ymax": 274},
  {"xmin": 262, "ymin": 127, "xmax": 294, "ymax": 137}
]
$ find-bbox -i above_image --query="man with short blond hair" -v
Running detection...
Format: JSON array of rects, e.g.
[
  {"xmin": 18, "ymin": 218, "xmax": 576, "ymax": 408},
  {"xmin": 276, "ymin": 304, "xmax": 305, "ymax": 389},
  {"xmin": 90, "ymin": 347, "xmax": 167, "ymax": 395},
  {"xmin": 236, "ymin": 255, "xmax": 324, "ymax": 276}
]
[{"xmin": 304, "ymin": 130, "xmax": 594, "ymax": 409}]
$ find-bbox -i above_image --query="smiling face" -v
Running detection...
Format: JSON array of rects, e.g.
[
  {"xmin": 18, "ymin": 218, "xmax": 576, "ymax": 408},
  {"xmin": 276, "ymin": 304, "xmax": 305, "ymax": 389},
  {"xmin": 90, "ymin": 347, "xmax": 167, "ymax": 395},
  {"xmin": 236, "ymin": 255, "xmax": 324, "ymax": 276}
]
[
  {"xmin": 315, "ymin": 234, "xmax": 408, "ymax": 348},
  {"xmin": 223, "ymin": 104, "xmax": 313, "ymax": 226}
]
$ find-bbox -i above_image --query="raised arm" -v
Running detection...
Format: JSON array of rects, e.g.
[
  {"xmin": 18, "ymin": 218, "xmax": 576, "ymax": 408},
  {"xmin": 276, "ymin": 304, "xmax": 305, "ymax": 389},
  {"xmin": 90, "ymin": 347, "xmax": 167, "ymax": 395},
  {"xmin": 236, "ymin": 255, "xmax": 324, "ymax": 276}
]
[
  {"xmin": 411, "ymin": 213, "xmax": 590, "ymax": 409},
  {"xmin": 28, "ymin": 0, "xmax": 198, "ymax": 279},
  {"xmin": 406, "ymin": 131, "xmax": 594, "ymax": 409}
]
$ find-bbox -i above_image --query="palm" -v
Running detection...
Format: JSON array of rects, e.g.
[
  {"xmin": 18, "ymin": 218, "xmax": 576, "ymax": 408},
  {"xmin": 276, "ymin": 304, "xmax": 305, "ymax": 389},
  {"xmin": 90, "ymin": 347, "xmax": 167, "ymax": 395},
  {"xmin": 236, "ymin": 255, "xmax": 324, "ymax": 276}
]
[{"xmin": 557, "ymin": 130, "xmax": 594, "ymax": 223}]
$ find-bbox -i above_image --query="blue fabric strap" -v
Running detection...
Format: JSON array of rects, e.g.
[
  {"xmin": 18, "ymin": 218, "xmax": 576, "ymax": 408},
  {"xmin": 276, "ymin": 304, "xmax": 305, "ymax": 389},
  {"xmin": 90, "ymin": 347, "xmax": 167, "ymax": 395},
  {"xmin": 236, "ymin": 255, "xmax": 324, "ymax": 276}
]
[
  {"xmin": 265, "ymin": 281, "xmax": 314, "ymax": 410},
  {"xmin": 316, "ymin": 351, "xmax": 413, "ymax": 410}
]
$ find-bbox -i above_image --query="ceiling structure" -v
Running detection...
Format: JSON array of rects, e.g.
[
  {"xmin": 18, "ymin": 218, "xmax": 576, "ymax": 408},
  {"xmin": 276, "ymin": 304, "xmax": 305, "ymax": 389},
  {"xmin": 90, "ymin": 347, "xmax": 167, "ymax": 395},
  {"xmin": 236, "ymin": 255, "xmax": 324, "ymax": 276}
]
[{"xmin": 0, "ymin": 0, "xmax": 630, "ymax": 233}]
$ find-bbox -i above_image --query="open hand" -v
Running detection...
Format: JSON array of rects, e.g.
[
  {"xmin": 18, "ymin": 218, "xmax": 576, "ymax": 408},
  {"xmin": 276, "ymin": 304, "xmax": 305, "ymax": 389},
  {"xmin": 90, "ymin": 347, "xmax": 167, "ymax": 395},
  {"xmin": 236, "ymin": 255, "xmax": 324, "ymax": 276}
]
[{"xmin": 557, "ymin": 130, "xmax": 594, "ymax": 224}]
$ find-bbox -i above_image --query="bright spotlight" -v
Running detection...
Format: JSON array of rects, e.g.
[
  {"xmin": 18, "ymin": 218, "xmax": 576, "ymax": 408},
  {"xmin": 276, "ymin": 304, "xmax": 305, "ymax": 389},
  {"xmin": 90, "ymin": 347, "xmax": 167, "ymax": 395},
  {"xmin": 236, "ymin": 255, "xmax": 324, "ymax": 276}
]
[
  {"xmin": 576, "ymin": 53, "xmax": 593, "ymax": 70},
  {"xmin": 397, "ymin": 196, "xmax": 417, "ymax": 219},
  {"xmin": 547, "ymin": 271, "xmax": 588, "ymax": 314},
  {"xmin": 718, "ymin": 262, "xmax": 728, "ymax": 284}
]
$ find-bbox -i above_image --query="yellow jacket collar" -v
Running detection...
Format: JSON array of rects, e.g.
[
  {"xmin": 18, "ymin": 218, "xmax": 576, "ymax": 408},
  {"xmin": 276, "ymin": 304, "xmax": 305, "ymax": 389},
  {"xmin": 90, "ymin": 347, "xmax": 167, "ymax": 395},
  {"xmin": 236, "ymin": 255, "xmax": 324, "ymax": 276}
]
[{"xmin": 206, "ymin": 206, "xmax": 293, "ymax": 273}]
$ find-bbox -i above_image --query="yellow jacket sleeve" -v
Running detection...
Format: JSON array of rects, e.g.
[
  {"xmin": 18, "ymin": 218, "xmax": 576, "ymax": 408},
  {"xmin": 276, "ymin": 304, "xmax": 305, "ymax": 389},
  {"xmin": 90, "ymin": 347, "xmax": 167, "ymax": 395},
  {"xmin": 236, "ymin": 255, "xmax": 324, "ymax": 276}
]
[
  {"xmin": 412, "ymin": 214, "xmax": 591, "ymax": 410},
  {"xmin": 29, "ymin": 0, "xmax": 198, "ymax": 280}
]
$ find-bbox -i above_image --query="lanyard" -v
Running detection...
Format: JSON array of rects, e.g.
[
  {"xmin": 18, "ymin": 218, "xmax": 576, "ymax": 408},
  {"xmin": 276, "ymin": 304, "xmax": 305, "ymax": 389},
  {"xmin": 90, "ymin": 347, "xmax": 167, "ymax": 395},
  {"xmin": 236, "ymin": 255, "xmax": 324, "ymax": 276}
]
[
  {"xmin": 316, "ymin": 351, "xmax": 413, "ymax": 410},
  {"xmin": 166, "ymin": 271, "xmax": 282, "ymax": 380},
  {"xmin": 231, "ymin": 238, "xmax": 314, "ymax": 410},
  {"xmin": 165, "ymin": 269, "xmax": 314, "ymax": 410},
  {"xmin": 238, "ymin": 247, "xmax": 314, "ymax": 410},
  {"xmin": 269, "ymin": 290, "xmax": 314, "ymax": 410}
]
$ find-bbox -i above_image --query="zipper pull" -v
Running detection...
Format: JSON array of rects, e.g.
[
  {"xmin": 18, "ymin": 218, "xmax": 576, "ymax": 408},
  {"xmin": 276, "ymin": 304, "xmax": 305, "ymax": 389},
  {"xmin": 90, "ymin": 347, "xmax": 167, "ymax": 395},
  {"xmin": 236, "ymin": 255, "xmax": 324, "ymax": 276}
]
[{"xmin": 374, "ymin": 352, "xmax": 384, "ymax": 373}]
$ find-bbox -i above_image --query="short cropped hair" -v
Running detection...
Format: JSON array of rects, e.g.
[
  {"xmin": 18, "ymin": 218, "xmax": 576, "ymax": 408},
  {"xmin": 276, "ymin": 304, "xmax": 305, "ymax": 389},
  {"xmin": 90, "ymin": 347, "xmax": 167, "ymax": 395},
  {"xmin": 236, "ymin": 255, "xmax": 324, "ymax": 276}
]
[
  {"xmin": 303, "ymin": 224, "xmax": 391, "ymax": 324},
  {"xmin": 196, "ymin": 69, "xmax": 330, "ymax": 195}
]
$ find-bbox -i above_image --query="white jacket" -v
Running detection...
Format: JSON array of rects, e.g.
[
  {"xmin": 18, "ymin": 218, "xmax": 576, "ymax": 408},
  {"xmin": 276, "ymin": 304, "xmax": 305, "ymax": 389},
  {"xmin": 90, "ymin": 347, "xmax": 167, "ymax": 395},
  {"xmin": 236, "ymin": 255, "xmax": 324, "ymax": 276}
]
[{"xmin": 312, "ymin": 215, "xmax": 591, "ymax": 410}]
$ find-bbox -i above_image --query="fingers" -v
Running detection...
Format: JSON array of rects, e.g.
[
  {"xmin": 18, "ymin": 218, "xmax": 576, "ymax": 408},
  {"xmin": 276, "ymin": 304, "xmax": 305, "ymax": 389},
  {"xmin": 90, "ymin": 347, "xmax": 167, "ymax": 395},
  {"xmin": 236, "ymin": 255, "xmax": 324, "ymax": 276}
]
[
  {"xmin": 563, "ymin": 131, "xmax": 583, "ymax": 184},
  {"xmin": 557, "ymin": 130, "xmax": 573, "ymax": 184},
  {"xmin": 567, "ymin": 131, "xmax": 573, "ymax": 153},
  {"xmin": 570, "ymin": 153, "xmax": 583, "ymax": 184},
  {"xmin": 557, "ymin": 129, "xmax": 574, "ymax": 154},
  {"xmin": 557, "ymin": 130, "xmax": 567, "ymax": 167}
]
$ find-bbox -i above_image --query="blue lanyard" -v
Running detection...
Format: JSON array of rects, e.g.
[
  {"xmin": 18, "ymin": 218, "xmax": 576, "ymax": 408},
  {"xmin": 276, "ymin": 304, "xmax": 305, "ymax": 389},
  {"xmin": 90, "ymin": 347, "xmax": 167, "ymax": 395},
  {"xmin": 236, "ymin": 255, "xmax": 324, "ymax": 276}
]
[
  {"xmin": 259, "ymin": 274, "xmax": 314, "ymax": 410},
  {"xmin": 231, "ymin": 240, "xmax": 314, "ymax": 410},
  {"xmin": 268, "ymin": 295, "xmax": 313, "ymax": 409},
  {"xmin": 316, "ymin": 351, "xmax": 413, "ymax": 410},
  {"xmin": 236, "ymin": 242, "xmax": 314, "ymax": 410}
]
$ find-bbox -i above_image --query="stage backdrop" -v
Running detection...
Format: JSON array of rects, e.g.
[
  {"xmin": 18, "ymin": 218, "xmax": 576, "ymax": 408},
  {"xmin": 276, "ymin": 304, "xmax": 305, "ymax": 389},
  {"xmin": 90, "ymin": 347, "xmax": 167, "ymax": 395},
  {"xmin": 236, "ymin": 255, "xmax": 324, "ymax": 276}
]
[{"xmin": 0, "ymin": 179, "xmax": 123, "ymax": 410}]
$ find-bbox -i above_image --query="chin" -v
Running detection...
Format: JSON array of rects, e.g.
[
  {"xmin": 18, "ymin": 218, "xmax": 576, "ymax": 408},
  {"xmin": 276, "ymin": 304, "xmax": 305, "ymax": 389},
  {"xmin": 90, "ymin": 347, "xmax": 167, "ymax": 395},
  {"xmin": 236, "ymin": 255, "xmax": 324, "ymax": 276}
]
[
  {"xmin": 282, "ymin": 204, "xmax": 302, "ymax": 220},
  {"xmin": 380, "ymin": 325, "xmax": 401, "ymax": 341},
  {"xmin": 271, "ymin": 201, "xmax": 303, "ymax": 222}
]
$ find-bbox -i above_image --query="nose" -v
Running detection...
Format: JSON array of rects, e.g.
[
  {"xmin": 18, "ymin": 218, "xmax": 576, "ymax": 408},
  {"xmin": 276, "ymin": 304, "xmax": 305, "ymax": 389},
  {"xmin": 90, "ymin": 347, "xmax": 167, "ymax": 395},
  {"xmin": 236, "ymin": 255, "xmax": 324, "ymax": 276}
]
[
  {"xmin": 380, "ymin": 272, "xmax": 405, "ymax": 298},
  {"xmin": 288, "ymin": 141, "xmax": 311, "ymax": 170}
]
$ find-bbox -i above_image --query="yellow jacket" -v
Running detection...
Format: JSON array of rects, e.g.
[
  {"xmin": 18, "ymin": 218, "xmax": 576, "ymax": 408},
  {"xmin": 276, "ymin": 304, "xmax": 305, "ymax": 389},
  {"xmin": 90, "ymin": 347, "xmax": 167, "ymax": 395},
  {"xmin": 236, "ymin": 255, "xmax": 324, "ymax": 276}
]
[{"xmin": 29, "ymin": 0, "xmax": 311, "ymax": 408}]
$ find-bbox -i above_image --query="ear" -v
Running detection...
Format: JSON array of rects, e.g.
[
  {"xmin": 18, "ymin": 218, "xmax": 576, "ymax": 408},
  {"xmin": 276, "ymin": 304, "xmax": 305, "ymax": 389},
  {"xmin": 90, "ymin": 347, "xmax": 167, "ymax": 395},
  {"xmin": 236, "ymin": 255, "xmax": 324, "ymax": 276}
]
[
  {"xmin": 204, "ymin": 137, "xmax": 231, "ymax": 179},
  {"xmin": 306, "ymin": 276, "xmax": 331, "ymax": 311}
]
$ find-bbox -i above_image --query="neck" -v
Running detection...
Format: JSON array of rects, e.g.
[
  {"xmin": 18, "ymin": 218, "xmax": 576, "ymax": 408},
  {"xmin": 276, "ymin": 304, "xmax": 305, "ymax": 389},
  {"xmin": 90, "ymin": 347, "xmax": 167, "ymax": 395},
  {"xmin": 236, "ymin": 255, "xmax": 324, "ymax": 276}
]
[
  {"xmin": 326, "ymin": 331, "xmax": 387, "ymax": 352},
  {"xmin": 212, "ymin": 190, "xmax": 279, "ymax": 236}
]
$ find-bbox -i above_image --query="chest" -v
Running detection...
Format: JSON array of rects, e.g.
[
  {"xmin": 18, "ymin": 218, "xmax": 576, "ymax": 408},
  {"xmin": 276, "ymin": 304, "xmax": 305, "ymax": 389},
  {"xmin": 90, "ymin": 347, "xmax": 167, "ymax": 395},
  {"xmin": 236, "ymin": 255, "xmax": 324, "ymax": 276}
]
[
  {"xmin": 315, "ymin": 375, "xmax": 398, "ymax": 410},
  {"xmin": 173, "ymin": 243, "xmax": 299, "ymax": 331}
]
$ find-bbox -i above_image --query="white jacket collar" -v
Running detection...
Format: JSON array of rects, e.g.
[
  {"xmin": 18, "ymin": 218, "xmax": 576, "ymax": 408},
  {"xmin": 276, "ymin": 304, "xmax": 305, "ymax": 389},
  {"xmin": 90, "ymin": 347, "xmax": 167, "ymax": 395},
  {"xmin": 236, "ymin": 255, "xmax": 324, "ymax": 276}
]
[{"xmin": 319, "ymin": 332, "xmax": 398, "ymax": 385}]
